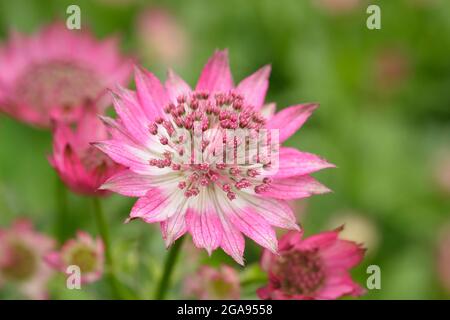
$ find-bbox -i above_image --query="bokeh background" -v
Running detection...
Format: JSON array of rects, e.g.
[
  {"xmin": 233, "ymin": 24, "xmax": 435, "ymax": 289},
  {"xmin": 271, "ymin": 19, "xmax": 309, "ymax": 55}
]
[{"xmin": 0, "ymin": 0, "xmax": 449, "ymax": 299}]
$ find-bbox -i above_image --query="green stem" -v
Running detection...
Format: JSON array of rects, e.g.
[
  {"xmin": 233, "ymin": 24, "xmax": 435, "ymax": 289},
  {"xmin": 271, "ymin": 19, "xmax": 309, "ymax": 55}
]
[
  {"xmin": 91, "ymin": 197, "xmax": 124, "ymax": 299},
  {"xmin": 55, "ymin": 176, "xmax": 68, "ymax": 242},
  {"xmin": 154, "ymin": 236, "xmax": 185, "ymax": 300}
]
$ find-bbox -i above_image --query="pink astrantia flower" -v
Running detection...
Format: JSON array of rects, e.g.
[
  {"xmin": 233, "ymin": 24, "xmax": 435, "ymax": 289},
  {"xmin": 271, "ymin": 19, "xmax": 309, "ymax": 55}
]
[
  {"xmin": 136, "ymin": 7, "xmax": 190, "ymax": 66},
  {"xmin": 0, "ymin": 219, "xmax": 55, "ymax": 299},
  {"xmin": 45, "ymin": 231, "xmax": 104, "ymax": 284},
  {"xmin": 437, "ymin": 224, "xmax": 450, "ymax": 294},
  {"xmin": 257, "ymin": 228, "xmax": 365, "ymax": 300},
  {"xmin": 184, "ymin": 265, "xmax": 240, "ymax": 300},
  {"xmin": 94, "ymin": 50, "xmax": 334, "ymax": 264},
  {"xmin": 49, "ymin": 109, "xmax": 125, "ymax": 196},
  {"xmin": 0, "ymin": 22, "xmax": 132, "ymax": 127}
]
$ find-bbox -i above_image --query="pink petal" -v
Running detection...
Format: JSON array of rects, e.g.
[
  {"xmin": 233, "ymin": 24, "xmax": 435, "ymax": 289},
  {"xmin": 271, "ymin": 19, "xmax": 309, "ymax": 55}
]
[
  {"xmin": 238, "ymin": 193, "xmax": 299, "ymax": 230},
  {"xmin": 186, "ymin": 208, "xmax": 222, "ymax": 255},
  {"xmin": 160, "ymin": 212, "xmax": 188, "ymax": 247},
  {"xmin": 275, "ymin": 147, "xmax": 335, "ymax": 178},
  {"xmin": 266, "ymin": 103, "xmax": 318, "ymax": 143},
  {"xmin": 165, "ymin": 68, "xmax": 191, "ymax": 103},
  {"xmin": 134, "ymin": 66, "xmax": 168, "ymax": 120},
  {"xmin": 236, "ymin": 65, "xmax": 271, "ymax": 110},
  {"xmin": 196, "ymin": 50, "xmax": 234, "ymax": 93},
  {"xmin": 92, "ymin": 140, "xmax": 151, "ymax": 174},
  {"xmin": 229, "ymin": 208, "xmax": 278, "ymax": 253},
  {"xmin": 110, "ymin": 87, "xmax": 152, "ymax": 148},
  {"xmin": 262, "ymin": 175, "xmax": 331, "ymax": 199},
  {"xmin": 100, "ymin": 169, "xmax": 154, "ymax": 197},
  {"xmin": 129, "ymin": 188, "xmax": 178, "ymax": 222},
  {"xmin": 260, "ymin": 103, "xmax": 276, "ymax": 119},
  {"xmin": 321, "ymin": 239, "xmax": 365, "ymax": 270},
  {"xmin": 219, "ymin": 217, "xmax": 245, "ymax": 265}
]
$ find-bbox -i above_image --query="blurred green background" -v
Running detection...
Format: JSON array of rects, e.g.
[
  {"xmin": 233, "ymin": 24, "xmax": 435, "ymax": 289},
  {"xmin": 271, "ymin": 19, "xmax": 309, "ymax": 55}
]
[{"xmin": 0, "ymin": 0, "xmax": 449, "ymax": 299}]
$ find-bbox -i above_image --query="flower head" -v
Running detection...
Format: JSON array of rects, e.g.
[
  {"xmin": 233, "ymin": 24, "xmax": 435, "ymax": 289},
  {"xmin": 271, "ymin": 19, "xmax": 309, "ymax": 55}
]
[
  {"xmin": 0, "ymin": 22, "xmax": 132, "ymax": 127},
  {"xmin": 45, "ymin": 231, "xmax": 104, "ymax": 284},
  {"xmin": 94, "ymin": 50, "xmax": 334, "ymax": 264},
  {"xmin": 0, "ymin": 219, "xmax": 55, "ymax": 299},
  {"xmin": 136, "ymin": 7, "xmax": 189, "ymax": 66},
  {"xmin": 257, "ymin": 228, "xmax": 365, "ymax": 300},
  {"xmin": 437, "ymin": 224, "xmax": 450, "ymax": 294},
  {"xmin": 184, "ymin": 265, "xmax": 240, "ymax": 300},
  {"xmin": 49, "ymin": 109, "xmax": 125, "ymax": 196}
]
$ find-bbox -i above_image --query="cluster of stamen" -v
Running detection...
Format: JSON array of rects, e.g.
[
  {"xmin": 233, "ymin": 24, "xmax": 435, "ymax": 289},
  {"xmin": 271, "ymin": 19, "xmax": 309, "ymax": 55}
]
[
  {"xmin": 274, "ymin": 249, "xmax": 325, "ymax": 296},
  {"xmin": 146, "ymin": 90, "xmax": 272, "ymax": 201},
  {"xmin": 16, "ymin": 61, "xmax": 102, "ymax": 114}
]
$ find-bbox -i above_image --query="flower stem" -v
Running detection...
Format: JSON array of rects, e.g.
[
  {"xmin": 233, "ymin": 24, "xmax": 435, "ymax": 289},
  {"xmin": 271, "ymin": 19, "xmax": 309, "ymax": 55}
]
[
  {"xmin": 154, "ymin": 236, "xmax": 185, "ymax": 300},
  {"xmin": 55, "ymin": 176, "xmax": 69, "ymax": 242},
  {"xmin": 91, "ymin": 197, "xmax": 124, "ymax": 299}
]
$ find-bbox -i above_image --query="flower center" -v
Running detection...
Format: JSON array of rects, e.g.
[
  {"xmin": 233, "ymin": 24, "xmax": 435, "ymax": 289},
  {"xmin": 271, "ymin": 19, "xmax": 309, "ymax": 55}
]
[
  {"xmin": 0, "ymin": 241, "xmax": 37, "ymax": 282},
  {"xmin": 15, "ymin": 61, "xmax": 103, "ymax": 114},
  {"xmin": 147, "ymin": 90, "xmax": 274, "ymax": 201},
  {"xmin": 273, "ymin": 249, "xmax": 325, "ymax": 296},
  {"xmin": 66, "ymin": 245, "xmax": 98, "ymax": 274}
]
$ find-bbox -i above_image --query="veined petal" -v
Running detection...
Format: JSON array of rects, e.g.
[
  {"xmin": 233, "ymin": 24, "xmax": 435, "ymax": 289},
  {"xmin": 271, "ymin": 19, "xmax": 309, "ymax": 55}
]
[
  {"xmin": 238, "ymin": 193, "xmax": 299, "ymax": 230},
  {"xmin": 129, "ymin": 186, "xmax": 183, "ymax": 222},
  {"xmin": 100, "ymin": 169, "xmax": 154, "ymax": 197},
  {"xmin": 160, "ymin": 209, "xmax": 188, "ymax": 248},
  {"xmin": 165, "ymin": 68, "xmax": 191, "ymax": 103},
  {"xmin": 110, "ymin": 87, "xmax": 153, "ymax": 148},
  {"xmin": 236, "ymin": 65, "xmax": 271, "ymax": 110},
  {"xmin": 262, "ymin": 175, "xmax": 331, "ymax": 199},
  {"xmin": 134, "ymin": 66, "xmax": 168, "ymax": 120},
  {"xmin": 186, "ymin": 208, "xmax": 222, "ymax": 256},
  {"xmin": 214, "ymin": 190, "xmax": 277, "ymax": 262},
  {"xmin": 266, "ymin": 103, "xmax": 318, "ymax": 143},
  {"xmin": 196, "ymin": 50, "xmax": 234, "ymax": 93},
  {"xmin": 275, "ymin": 147, "xmax": 335, "ymax": 178},
  {"xmin": 92, "ymin": 140, "xmax": 153, "ymax": 174}
]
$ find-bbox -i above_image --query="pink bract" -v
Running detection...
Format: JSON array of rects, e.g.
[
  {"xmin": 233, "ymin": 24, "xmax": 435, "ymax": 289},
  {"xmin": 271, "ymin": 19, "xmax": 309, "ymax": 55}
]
[
  {"xmin": 0, "ymin": 22, "xmax": 133, "ymax": 128},
  {"xmin": 0, "ymin": 219, "xmax": 55, "ymax": 299},
  {"xmin": 257, "ymin": 227, "xmax": 365, "ymax": 300},
  {"xmin": 49, "ymin": 109, "xmax": 125, "ymax": 196},
  {"xmin": 45, "ymin": 231, "xmax": 104, "ymax": 284},
  {"xmin": 94, "ymin": 50, "xmax": 334, "ymax": 264}
]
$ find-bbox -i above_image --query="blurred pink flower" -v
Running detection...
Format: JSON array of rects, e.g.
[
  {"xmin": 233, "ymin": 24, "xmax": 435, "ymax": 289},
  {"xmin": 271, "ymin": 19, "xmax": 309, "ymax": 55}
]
[
  {"xmin": 184, "ymin": 265, "xmax": 240, "ymax": 299},
  {"xmin": 49, "ymin": 109, "xmax": 124, "ymax": 196},
  {"xmin": 0, "ymin": 219, "xmax": 55, "ymax": 299},
  {"xmin": 314, "ymin": 0, "xmax": 360, "ymax": 14},
  {"xmin": 437, "ymin": 224, "xmax": 450, "ymax": 293},
  {"xmin": 257, "ymin": 228, "xmax": 365, "ymax": 300},
  {"xmin": 136, "ymin": 8, "xmax": 190, "ymax": 67},
  {"xmin": 433, "ymin": 150, "xmax": 450, "ymax": 196},
  {"xmin": 45, "ymin": 231, "xmax": 104, "ymax": 284},
  {"xmin": 373, "ymin": 48, "xmax": 410, "ymax": 94},
  {"xmin": 0, "ymin": 22, "xmax": 133, "ymax": 128},
  {"xmin": 94, "ymin": 50, "xmax": 334, "ymax": 264}
]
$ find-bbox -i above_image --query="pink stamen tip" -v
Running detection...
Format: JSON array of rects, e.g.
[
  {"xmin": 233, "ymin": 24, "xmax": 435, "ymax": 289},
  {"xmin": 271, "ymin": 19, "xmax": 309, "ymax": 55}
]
[
  {"xmin": 222, "ymin": 183, "xmax": 232, "ymax": 192},
  {"xmin": 263, "ymin": 177, "xmax": 272, "ymax": 184},
  {"xmin": 216, "ymin": 163, "xmax": 227, "ymax": 170},
  {"xmin": 227, "ymin": 192, "xmax": 236, "ymax": 200},
  {"xmin": 200, "ymin": 177, "xmax": 209, "ymax": 186},
  {"xmin": 178, "ymin": 181, "xmax": 187, "ymax": 189},
  {"xmin": 229, "ymin": 167, "xmax": 241, "ymax": 176},
  {"xmin": 247, "ymin": 169, "xmax": 259, "ymax": 177},
  {"xmin": 159, "ymin": 137, "xmax": 169, "ymax": 145}
]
